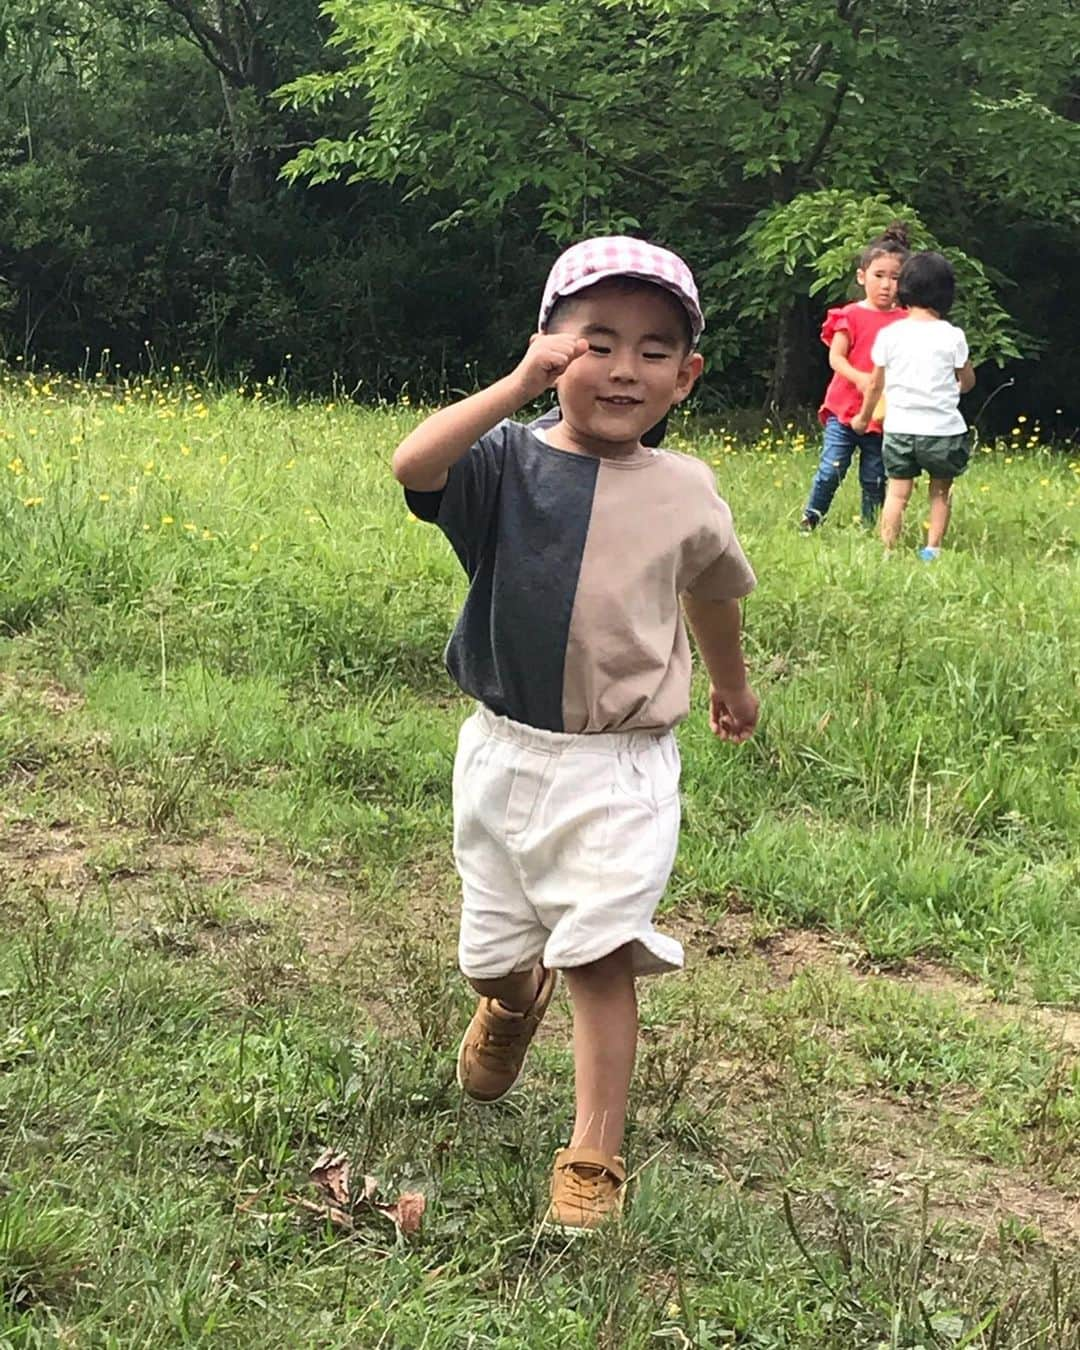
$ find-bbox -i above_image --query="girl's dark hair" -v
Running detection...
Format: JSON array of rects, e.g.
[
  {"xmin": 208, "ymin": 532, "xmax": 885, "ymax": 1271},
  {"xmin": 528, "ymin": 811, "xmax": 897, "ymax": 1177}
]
[
  {"xmin": 860, "ymin": 219, "xmax": 910, "ymax": 269},
  {"xmin": 898, "ymin": 250, "xmax": 956, "ymax": 315}
]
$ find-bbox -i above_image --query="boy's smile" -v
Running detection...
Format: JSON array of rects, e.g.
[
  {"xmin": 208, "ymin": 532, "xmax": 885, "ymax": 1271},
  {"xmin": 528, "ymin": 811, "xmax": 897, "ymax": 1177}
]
[{"xmin": 544, "ymin": 281, "xmax": 703, "ymax": 458}]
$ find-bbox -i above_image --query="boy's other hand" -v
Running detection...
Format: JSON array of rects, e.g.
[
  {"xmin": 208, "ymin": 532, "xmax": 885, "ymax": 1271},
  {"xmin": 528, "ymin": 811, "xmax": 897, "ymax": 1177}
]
[
  {"xmin": 709, "ymin": 683, "xmax": 759, "ymax": 743},
  {"xmin": 850, "ymin": 412, "xmax": 870, "ymax": 434},
  {"xmin": 514, "ymin": 333, "xmax": 589, "ymax": 401}
]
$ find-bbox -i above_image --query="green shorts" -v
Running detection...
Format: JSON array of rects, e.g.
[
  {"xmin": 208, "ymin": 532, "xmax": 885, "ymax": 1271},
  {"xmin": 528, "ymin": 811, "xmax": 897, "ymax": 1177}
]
[{"xmin": 883, "ymin": 432, "xmax": 970, "ymax": 480}]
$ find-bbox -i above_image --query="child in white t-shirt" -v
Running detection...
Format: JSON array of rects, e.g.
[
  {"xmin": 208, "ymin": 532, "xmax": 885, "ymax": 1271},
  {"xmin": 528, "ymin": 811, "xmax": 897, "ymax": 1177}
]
[{"xmin": 852, "ymin": 251, "xmax": 976, "ymax": 560}]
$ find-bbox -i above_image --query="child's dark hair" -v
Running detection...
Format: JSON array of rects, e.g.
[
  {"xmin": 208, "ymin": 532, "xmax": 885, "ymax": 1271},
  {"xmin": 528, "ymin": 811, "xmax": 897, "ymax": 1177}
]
[
  {"xmin": 860, "ymin": 220, "xmax": 910, "ymax": 269},
  {"xmin": 898, "ymin": 251, "xmax": 956, "ymax": 315},
  {"xmin": 546, "ymin": 277, "xmax": 695, "ymax": 351}
]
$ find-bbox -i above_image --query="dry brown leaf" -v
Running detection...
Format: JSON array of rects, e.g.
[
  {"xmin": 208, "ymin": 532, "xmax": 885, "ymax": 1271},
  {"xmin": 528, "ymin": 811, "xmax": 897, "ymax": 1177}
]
[
  {"xmin": 376, "ymin": 1190, "xmax": 426, "ymax": 1235},
  {"xmin": 310, "ymin": 1149, "xmax": 351, "ymax": 1207},
  {"xmin": 300, "ymin": 1153, "xmax": 425, "ymax": 1238}
]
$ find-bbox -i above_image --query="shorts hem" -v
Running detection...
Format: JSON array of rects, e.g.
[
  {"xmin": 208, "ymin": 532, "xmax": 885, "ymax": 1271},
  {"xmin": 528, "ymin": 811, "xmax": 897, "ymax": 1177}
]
[
  {"xmin": 458, "ymin": 946, "xmax": 547, "ymax": 983},
  {"xmin": 545, "ymin": 927, "xmax": 684, "ymax": 978}
]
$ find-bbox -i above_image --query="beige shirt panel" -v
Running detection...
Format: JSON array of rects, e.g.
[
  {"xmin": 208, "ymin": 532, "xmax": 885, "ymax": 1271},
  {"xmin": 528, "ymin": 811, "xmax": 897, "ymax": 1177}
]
[{"xmin": 561, "ymin": 450, "xmax": 756, "ymax": 734}]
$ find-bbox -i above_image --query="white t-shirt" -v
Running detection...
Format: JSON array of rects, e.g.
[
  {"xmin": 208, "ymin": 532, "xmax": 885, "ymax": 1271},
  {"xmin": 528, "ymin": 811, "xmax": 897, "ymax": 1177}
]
[{"xmin": 871, "ymin": 318, "xmax": 969, "ymax": 436}]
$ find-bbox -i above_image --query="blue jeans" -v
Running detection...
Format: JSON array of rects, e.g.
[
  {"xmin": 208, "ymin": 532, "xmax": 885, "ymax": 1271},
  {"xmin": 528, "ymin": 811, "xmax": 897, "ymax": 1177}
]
[{"xmin": 805, "ymin": 416, "xmax": 885, "ymax": 524}]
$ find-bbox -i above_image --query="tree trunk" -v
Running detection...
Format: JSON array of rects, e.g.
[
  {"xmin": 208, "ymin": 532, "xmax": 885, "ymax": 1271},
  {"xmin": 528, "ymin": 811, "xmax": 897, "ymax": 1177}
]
[
  {"xmin": 164, "ymin": 0, "xmax": 275, "ymax": 207},
  {"xmin": 766, "ymin": 295, "xmax": 818, "ymax": 412},
  {"xmin": 218, "ymin": 74, "xmax": 269, "ymax": 208},
  {"xmin": 214, "ymin": 0, "xmax": 272, "ymax": 207}
]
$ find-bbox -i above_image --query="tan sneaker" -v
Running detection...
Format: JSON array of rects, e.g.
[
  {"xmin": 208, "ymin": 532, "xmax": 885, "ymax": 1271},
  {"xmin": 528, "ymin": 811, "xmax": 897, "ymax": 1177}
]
[
  {"xmin": 547, "ymin": 1147, "xmax": 627, "ymax": 1233},
  {"xmin": 455, "ymin": 966, "xmax": 557, "ymax": 1103}
]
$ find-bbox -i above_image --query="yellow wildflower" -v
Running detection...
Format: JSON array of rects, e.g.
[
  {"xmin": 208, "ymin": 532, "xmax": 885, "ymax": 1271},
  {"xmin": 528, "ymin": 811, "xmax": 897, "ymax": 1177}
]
[{"xmin": 161, "ymin": 514, "xmax": 174, "ymax": 526}]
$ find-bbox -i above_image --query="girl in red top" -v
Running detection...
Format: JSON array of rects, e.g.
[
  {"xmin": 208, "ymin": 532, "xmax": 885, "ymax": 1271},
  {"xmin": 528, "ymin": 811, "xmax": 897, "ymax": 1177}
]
[{"xmin": 801, "ymin": 222, "xmax": 910, "ymax": 531}]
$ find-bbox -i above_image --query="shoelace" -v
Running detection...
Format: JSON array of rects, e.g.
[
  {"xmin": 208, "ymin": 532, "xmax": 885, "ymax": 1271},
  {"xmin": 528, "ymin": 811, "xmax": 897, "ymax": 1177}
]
[{"xmin": 558, "ymin": 1165, "xmax": 617, "ymax": 1206}]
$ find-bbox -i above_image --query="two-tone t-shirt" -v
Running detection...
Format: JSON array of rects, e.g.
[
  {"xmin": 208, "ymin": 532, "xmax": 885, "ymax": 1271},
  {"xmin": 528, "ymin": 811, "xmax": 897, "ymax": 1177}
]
[{"xmin": 405, "ymin": 420, "xmax": 756, "ymax": 734}]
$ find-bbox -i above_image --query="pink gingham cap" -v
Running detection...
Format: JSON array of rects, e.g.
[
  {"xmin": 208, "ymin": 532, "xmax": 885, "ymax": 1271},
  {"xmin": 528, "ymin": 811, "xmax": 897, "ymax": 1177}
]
[{"xmin": 538, "ymin": 236, "xmax": 704, "ymax": 344}]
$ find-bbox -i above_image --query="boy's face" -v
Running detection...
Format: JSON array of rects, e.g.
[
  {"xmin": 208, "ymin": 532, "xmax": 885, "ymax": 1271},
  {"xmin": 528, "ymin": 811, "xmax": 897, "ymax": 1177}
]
[{"xmin": 547, "ymin": 280, "xmax": 703, "ymax": 452}]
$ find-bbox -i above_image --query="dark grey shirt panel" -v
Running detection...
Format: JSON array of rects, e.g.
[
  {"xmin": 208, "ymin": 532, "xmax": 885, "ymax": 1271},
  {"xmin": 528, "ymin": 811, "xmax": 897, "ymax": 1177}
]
[{"xmin": 405, "ymin": 421, "xmax": 598, "ymax": 732}]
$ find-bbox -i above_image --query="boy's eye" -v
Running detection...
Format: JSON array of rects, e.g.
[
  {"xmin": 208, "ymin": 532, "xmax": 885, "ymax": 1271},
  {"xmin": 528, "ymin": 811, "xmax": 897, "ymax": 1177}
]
[
  {"xmin": 588, "ymin": 344, "xmax": 611, "ymax": 355},
  {"xmin": 643, "ymin": 351, "xmax": 670, "ymax": 361}
]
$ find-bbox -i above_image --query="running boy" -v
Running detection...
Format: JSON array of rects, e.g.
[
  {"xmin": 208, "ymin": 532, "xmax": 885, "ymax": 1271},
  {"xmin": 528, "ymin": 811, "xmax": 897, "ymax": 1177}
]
[
  {"xmin": 851, "ymin": 251, "xmax": 976, "ymax": 559},
  {"xmin": 392, "ymin": 237, "xmax": 758, "ymax": 1232}
]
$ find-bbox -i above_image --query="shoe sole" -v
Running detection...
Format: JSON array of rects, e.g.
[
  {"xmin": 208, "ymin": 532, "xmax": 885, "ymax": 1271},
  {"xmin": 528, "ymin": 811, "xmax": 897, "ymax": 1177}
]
[
  {"xmin": 541, "ymin": 1216, "xmax": 606, "ymax": 1238},
  {"xmin": 541, "ymin": 1206, "xmax": 624, "ymax": 1239}
]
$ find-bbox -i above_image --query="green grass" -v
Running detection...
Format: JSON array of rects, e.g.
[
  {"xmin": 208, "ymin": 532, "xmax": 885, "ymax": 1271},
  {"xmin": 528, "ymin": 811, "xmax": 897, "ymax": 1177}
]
[{"xmin": 1, "ymin": 370, "xmax": 1079, "ymax": 1345}]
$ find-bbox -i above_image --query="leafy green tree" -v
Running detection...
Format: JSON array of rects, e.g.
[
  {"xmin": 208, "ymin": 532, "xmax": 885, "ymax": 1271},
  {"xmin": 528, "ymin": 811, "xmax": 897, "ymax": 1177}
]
[
  {"xmin": 281, "ymin": 0, "xmax": 1080, "ymax": 406},
  {"xmin": 157, "ymin": 0, "xmax": 331, "ymax": 206}
]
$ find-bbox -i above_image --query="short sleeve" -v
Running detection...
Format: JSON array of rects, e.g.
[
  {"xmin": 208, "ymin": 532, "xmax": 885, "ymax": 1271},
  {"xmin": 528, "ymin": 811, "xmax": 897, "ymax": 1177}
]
[
  {"xmin": 821, "ymin": 306, "xmax": 852, "ymax": 347},
  {"xmin": 528, "ymin": 404, "xmax": 561, "ymax": 433},
  {"xmin": 870, "ymin": 327, "xmax": 891, "ymax": 367},
  {"xmin": 682, "ymin": 478, "xmax": 757, "ymax": 602},
  {"xmin": 403, "ymin": 421, "xmax": 508, "ymax": 574},
  {"xmin": 953, "ymin": 327, "xmax": 969, "ymax": 368}
]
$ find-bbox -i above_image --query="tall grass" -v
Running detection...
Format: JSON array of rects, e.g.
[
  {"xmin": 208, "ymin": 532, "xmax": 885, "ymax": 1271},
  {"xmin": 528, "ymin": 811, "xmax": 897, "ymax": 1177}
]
[{"xmin": 4, "ymin": 370, "xmax": 1077, "ymax": 993}]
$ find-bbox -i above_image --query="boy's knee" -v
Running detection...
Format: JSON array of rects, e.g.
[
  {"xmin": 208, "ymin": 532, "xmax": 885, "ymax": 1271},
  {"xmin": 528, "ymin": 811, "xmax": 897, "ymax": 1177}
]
[{"xmin": 565, "ymin": 944, "xmax": 635, "ymax": 983}]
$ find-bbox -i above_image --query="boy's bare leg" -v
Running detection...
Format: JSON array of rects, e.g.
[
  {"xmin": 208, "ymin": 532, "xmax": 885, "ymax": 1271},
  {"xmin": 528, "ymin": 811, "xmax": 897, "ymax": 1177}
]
[
  {"xmin": 469, "ymin": 966, "xmax": 543, "ymax": 1013},
  {"xmin": 563, "ymin": 945, "xmax": 637, "ymax": 1156},
  {"xmin": 926, "ymin": 477, "xmax": 953, "ymax": 549},
  {"xmin": 880, "ymin": 477, "xmax": 914, "ymax": 548}
]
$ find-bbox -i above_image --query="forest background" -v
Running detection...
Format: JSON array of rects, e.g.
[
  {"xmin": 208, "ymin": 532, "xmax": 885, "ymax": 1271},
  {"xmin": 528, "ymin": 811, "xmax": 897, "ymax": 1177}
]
[{"xmin": 2, "ymin": 0, "xmax": 1078, "ymax": 433}]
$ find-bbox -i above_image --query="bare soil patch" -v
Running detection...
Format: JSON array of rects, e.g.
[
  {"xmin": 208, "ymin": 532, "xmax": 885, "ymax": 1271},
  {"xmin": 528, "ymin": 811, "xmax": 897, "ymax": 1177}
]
[{"xmin": 846, "ymin": 1097, "xmax": 1080, "ymax": 1249}]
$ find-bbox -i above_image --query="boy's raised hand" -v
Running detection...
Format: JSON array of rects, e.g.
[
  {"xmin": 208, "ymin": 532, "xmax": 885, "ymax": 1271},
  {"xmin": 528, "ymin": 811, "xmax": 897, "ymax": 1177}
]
[
  {"xmin": 709, "ymin": 682, "xmax": 759, "ymax": 743},
  {"xmin": 514, "ymin": 333, "xmax": 589, "ymax": 401}
]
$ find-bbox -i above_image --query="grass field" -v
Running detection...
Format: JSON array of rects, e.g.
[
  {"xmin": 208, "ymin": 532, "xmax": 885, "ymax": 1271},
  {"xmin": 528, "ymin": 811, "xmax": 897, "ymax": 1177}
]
[{"xmin": 1, "ymin": 369, "xmax": 1079, "ymax": 1347}]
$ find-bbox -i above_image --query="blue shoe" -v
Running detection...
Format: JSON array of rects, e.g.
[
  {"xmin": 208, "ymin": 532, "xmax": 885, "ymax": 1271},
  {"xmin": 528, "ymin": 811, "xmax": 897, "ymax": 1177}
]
[{"xmin": 918, "ymin": 547, "xmax": 940, "ymax": 562}]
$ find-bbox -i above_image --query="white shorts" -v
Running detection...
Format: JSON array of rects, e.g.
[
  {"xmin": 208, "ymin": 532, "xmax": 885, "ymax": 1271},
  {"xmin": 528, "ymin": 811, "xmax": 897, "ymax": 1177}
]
[{"xmin": 452, "ymin": 706, "xmax": 684, "ymax": 980}]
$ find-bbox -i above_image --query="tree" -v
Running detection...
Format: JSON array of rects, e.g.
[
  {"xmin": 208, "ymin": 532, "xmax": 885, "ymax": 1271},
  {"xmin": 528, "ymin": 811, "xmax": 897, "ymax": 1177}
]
[
  {"xmin": 154, "ymin": 0, "xmax": 336, "ymax": 208},
  {"xmin": 281, "ymin": 0, "xmax": 1080, "ymax": 407}
]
